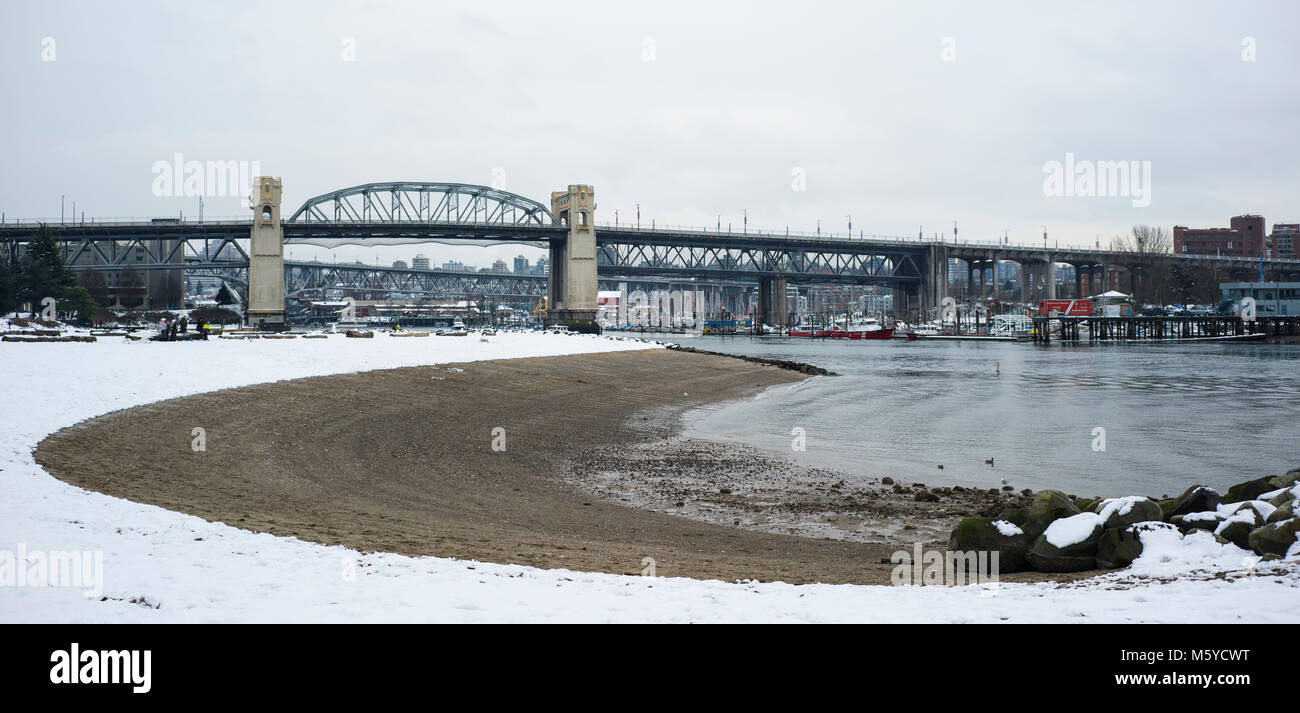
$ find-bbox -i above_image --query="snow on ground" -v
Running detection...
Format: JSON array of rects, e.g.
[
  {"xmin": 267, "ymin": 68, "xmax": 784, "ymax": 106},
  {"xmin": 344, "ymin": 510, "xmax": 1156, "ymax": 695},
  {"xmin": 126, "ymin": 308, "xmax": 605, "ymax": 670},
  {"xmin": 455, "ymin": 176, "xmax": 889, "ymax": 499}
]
[{"xmin": 2, "ymin": 329, "xmax": 1298, "ymax": 623}]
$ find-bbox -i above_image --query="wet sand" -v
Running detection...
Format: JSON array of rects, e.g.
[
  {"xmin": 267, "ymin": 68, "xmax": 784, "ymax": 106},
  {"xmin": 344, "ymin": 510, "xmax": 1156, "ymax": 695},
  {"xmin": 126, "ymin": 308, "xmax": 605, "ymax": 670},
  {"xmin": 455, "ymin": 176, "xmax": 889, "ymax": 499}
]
[{"xmin": 36, "ymin": 349, "xmax": 1086, "ymax": 585}]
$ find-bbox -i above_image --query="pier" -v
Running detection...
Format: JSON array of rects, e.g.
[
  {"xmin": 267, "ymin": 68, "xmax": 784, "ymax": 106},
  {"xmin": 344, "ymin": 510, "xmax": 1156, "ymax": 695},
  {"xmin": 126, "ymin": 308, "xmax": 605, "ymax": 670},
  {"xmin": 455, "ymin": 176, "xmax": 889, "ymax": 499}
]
[{"xmin": 1031, "ymin": 315, "xmax": 1300, "ymax": 343}]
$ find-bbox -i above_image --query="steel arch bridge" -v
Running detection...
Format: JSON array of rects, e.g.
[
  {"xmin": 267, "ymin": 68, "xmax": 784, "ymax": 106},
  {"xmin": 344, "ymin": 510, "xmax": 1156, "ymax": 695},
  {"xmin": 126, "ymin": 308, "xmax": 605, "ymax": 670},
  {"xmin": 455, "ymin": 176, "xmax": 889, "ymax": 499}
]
[{"xmin": 286, "ymin": 182, "xmax": 559, "ymax": 226}]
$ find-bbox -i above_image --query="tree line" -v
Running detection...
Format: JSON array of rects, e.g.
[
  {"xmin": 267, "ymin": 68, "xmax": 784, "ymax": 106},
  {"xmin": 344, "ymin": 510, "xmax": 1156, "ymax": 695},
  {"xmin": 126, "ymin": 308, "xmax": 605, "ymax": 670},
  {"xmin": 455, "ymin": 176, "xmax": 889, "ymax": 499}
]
[
  {"xmin": 1109, "ymin": 225, "xmax": 1236, "ymax": 306},
  {"xmin": 0, "ymin": 225, "xmax": 98, "ymax": 321}
]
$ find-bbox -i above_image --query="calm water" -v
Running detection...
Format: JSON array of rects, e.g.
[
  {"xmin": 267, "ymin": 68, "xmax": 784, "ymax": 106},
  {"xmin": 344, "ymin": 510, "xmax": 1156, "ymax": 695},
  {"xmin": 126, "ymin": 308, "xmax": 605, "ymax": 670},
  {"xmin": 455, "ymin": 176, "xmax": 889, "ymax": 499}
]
[{"xmin": 659, "ymin": 334, "xmax": 1300, "ymax": 498}]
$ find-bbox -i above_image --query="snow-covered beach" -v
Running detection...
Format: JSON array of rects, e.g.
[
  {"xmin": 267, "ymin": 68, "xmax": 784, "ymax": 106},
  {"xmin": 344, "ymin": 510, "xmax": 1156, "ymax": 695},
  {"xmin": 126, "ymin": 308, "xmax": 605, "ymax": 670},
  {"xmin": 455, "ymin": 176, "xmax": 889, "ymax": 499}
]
[{"xmin": 2, "ymin": 330, "xmax": 1297, "ymax": 623}]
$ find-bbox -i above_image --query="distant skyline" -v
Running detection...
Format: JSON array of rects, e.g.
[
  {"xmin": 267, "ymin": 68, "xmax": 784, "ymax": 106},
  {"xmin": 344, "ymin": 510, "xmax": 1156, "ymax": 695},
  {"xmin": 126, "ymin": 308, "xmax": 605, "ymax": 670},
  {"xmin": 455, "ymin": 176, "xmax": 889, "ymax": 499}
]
[{"xmin": 2, "ymin": 0, "xmax": 1298, "ymax": 268}]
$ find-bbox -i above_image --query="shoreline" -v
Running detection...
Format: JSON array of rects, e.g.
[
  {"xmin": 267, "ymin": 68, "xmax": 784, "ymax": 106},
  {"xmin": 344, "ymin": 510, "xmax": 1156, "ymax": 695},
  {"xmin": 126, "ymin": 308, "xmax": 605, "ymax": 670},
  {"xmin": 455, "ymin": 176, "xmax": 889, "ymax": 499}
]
[{"xmin": 36, "ymin": 349, "xmax": 1092, "ymax": 585}]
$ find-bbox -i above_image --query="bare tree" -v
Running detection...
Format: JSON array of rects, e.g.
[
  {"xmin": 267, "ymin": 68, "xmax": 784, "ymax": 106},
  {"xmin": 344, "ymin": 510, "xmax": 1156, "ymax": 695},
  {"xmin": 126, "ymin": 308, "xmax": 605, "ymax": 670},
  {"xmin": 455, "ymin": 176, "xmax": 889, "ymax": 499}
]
[
  {"xmin": 1110, "ymin": 225, "xmax": 1173, "ymax": 305},
  {"xmin": 1110, "ymin": 225, "xmax": 1171, "ymax": 254}
]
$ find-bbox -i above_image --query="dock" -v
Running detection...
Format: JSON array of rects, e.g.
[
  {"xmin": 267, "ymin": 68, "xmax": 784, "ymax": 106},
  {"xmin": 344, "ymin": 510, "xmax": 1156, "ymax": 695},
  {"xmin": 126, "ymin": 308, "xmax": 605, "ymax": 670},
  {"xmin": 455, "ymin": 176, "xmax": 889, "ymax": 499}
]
[{"xmin": 1030, "ymin": 315, "xmax": 1300, "ymax": 343}]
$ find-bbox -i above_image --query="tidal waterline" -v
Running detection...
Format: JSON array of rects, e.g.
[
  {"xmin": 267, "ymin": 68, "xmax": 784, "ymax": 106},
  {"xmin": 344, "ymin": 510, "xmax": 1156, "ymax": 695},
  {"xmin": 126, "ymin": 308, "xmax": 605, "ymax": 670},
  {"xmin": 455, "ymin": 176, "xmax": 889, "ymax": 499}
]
[{"xmin": 662, "ymin": 334, "xmax": 1300, "ymax": 497}]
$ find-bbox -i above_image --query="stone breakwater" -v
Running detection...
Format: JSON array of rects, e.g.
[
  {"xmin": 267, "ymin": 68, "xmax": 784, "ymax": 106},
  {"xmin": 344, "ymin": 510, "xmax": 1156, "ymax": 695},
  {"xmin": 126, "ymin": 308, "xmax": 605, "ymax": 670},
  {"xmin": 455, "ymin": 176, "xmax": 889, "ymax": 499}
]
[
  {"xmin": 949, "ymin": 468, "xmax": 1300, "ymax": 573},
  {"xmin": 666, "ymin": 344, "xmax": 836, "ymax": 376}
]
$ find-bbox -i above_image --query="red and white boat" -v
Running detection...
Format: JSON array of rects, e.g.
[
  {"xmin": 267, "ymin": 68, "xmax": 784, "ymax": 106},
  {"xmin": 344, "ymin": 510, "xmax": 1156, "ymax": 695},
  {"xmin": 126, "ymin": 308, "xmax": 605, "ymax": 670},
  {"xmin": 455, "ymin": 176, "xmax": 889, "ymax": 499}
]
[
  {"xmin": 789, "ymin": 323, "xmax": 831, "ymax": 337},
  {"xmin": 828, "ymin": 318, "xmax": 895, "ymax": 340}
]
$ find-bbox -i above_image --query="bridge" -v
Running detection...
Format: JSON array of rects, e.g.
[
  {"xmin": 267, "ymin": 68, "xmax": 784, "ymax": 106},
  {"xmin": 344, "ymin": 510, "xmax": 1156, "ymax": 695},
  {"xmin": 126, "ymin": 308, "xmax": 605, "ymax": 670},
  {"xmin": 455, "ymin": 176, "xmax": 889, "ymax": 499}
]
[{"xmin": 5, "ymin": 179, "xmax": 1300, "ymax": 327}]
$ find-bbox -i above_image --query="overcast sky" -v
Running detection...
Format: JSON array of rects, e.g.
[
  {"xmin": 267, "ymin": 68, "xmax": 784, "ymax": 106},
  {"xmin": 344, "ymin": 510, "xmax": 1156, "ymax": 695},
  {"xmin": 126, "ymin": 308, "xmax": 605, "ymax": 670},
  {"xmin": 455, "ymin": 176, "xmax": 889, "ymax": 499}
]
[{"xmin": 2, "ymin": 0, "xmax": 1297, "ymax": 267}]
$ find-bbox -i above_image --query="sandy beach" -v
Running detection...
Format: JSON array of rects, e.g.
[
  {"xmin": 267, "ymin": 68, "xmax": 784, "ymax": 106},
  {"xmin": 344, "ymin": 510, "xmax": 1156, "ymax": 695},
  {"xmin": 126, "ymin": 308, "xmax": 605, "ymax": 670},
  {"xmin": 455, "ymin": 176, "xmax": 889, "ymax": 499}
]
[{"xmin": 32, "ymin": 348, "xmax": 1093, "ymax": 585}]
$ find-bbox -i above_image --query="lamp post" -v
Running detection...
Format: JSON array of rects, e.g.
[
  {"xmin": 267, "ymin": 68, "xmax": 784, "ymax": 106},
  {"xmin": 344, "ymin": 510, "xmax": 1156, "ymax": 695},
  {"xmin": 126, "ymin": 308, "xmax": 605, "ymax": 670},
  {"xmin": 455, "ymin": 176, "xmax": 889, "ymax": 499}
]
[{"xmin": 743, "ymin": 209, "xmax": 748, "ymax": 234}]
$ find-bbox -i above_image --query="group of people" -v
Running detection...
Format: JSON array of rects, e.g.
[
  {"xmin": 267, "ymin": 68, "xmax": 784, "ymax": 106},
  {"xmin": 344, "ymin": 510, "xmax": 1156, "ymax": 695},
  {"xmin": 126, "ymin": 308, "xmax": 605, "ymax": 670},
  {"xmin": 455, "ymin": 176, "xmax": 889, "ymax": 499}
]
[{"xmin": 157, "ymin": 315, "xmax": 210, "ymax": 341}]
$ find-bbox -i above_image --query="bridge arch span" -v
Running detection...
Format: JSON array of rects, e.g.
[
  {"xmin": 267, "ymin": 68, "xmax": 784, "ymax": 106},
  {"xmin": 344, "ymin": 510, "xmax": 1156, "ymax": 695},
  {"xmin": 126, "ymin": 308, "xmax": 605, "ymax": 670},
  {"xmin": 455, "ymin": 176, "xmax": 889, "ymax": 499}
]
[{"xmin": 285, "ymin": 182, "xmax": 559, "ymax": 226}]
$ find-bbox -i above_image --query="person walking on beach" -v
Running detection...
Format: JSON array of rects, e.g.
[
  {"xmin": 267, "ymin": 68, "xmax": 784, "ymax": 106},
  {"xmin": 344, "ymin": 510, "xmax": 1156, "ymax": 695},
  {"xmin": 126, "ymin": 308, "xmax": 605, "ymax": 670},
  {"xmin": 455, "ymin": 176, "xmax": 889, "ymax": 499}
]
[{"xmin": 179, "ymin": 315, "xmax": 188, "ymax": 334}]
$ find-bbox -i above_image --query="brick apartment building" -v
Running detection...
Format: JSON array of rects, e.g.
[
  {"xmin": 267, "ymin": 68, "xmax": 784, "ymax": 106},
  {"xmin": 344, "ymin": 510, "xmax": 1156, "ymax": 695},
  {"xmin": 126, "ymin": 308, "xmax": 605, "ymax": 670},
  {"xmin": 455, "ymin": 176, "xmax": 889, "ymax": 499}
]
[{"xmin": 1173, "ymin": 215, "xmax": 1266, "ymax": 257}]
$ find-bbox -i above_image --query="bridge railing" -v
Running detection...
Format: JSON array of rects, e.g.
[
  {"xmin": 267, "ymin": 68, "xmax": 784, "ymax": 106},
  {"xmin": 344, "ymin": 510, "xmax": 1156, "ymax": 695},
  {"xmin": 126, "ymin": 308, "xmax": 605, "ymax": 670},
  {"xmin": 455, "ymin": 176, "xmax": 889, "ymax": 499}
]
[{"xmin": 0, "ymin": 216, "xmax": 252, "ymax": 227}]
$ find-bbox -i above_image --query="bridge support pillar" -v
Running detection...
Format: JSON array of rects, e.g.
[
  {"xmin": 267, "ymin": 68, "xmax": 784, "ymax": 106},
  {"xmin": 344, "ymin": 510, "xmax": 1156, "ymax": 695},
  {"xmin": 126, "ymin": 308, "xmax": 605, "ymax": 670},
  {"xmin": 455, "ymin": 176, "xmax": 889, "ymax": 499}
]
[
  {"xmin": 758, "ymin": 277, "xmax": 788, "ymax": 328},
  {"xmin": 923, "ymin": 244, "xmax": 948, "ymax": 321},
  {"xmin": 1046, "ymin": 262, "xmax": 1056, "ymax": 299},
  {"xmin": 546, "ymin": 185, "xmax": 599, "ymax": 332},
  {"xmin": 246, "ymin": 176, "xmax": 287, "ymax": 330}
]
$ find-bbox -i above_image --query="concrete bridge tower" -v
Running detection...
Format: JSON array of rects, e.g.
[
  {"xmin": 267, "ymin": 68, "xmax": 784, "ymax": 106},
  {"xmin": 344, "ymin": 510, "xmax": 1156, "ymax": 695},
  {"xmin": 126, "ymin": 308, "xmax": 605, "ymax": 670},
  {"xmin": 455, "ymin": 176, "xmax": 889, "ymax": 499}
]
[
  {"xmin": 547, "ymin": 185, "xmax": 599, "ymax": 331},
  {"xmin": 246, "ymin": 176, "xmax": 286, "ymax": 330}
]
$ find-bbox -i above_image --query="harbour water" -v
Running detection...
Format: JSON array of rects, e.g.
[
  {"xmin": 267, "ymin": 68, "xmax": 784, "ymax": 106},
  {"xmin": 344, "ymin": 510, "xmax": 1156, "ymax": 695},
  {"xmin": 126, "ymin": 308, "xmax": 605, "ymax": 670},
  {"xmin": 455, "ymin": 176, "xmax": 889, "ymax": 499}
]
[{"xmin": 663, "ymin": 334, "xmax": 1300, "ymax": 498}]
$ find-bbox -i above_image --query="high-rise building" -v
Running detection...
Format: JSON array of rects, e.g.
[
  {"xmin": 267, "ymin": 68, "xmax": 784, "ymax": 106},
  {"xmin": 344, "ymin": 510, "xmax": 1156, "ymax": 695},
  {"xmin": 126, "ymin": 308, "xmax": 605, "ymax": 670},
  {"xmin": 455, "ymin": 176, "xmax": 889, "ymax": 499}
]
[
  {"xmin": 1270, "ymin": 224, "xmax": 1297, "ymax": 258},
  {"xmin": 491, "ymin": 259, "xmax": 508, "ymax": 273},
  {"xmin": 513, "ymin": 255, "xmax": 530, "ymax": 274},
  {"xmin": 392, "ymin": 260, "xmax": 408, "ymax": 270},
  {"xmin": 412, "ymin": 254, "xmax": 430, "ymax": 270}
]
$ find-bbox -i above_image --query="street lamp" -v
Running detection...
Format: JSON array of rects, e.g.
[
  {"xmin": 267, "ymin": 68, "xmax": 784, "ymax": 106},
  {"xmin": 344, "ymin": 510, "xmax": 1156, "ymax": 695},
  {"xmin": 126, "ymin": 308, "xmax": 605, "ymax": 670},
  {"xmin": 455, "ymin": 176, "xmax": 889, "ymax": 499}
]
[
  {"xmin": 847, "ymin": 214, "xmax": 852, "ymax": 238},
  {"xmin": 743, "ymin": 209, "xmax": 748, "ymax": 234}
]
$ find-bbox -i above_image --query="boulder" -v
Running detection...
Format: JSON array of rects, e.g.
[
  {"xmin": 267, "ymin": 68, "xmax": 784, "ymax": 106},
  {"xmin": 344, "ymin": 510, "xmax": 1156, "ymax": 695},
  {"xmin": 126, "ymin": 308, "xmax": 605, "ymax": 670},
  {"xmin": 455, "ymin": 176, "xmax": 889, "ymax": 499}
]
[
  {"xmin": 1267, "ymin": 468, "xmax": 1300, "ymax": 490},
  {"xmin": 1165, "ymin": 485, "xmax": 1222, "ymax": 520},
  {"xmin": 947, "ymin": 517, "xmax": 1031, "ymax": 573},
  {"xmin": 1223, "ymin": 476, "xmax": 1276, "ymax": 504},
  {"xmin": 1168, "ymin": 511, "xmax": 1223, "ymax": 531},
  {"xmin": 1095, "ymin": 522, "xmax": 1177, "ymax": 569},
  {"xmin": 1214, "ymin": 507, "xmax": 1260, "ymax": 550},
  {"xmin": 1021, "ymin": 489, "xmax": 1082, "ymax": 541},
  {"xmin": 1247, "ymin": 517, "xmax": 1300, "ymax": 557},
  {"xmin": 995, "ymin": 506, "xmax": 1028, "ymax": 528},
  {"xmin": 1266, "ymin": 500, "xmax": 1294, "ymax": 525},
  {"xmin": 1026, "ymin": 512, "xmax": 1104, "ymax": 572},
  {"xmin": 1268, "ymin": 487, "xmax": 1296, "ymax": 507},
  {"xmin": 1096, "ymin": 496, "xmax": 1164, "ymax": 530}
]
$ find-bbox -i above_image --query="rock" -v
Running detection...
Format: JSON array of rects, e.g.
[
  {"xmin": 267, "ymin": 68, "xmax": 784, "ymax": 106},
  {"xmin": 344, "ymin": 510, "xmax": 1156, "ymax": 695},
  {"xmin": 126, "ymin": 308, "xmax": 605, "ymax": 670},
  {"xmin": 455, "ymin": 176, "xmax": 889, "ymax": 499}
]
[
  {"xmin": 1248, "ymin": 517, "xmax": 1300, "ymax": 557},
  {"xmin": 1095, "ymin": 522, "xmax": 1175, "ymax": 569},
  {"xmin": 1267, "ymin": 469, "xmax": 1300, "ymax": 490},
  {"xmin": 914, "ymin": 490, "xmax": 939, "ymax": 503},
  {"xmin": 1097, "ymin": 496, "xmax": 1164, "ymax": 530},
  {"xmin": 1169, "ymin": 511, "xmax": 1223, "ymax": 531},
  {"xmin": 1165, "ymin": 485, "xmax": 1222, "ymax": 520},
  {"xmin": 880, "ymin": 477, "xmax": 894, "ymax": 485},
  {"xmin": 1215, "ymin": 508, "xmax": 1260, "ymax": 550},
  {"xmin": 948, "ymin": 517, "xmax": 1031, "ymax": 573},
  {"xmin": 1266, "ymin": 500, "xmax": 1294, "ymax": 524},
  {"xmin": 1076, "ymin": 498, "xmax": 1096, "ymax": 512},
  {"xmin": 344, "ymin": 329, "xmax": 374, "ymax": 338},
  {"xmin": 996, "ymin": 506, "xmax": 1028, "ymax": 528},
  {"xmin": 1026, "ymin": 512, "xmax": 1104, "ymax": 572},
  {"xmin": 1020, "ymin": 490, "xmax": 1082, "ymax": 541},
  {"xmin": 1223, "ymin": 476, "xmax": 1276, "ymax": 504},
  {"xmin": 1269, "ymin": 488, "xmax": 1296, "ymax": 507}
]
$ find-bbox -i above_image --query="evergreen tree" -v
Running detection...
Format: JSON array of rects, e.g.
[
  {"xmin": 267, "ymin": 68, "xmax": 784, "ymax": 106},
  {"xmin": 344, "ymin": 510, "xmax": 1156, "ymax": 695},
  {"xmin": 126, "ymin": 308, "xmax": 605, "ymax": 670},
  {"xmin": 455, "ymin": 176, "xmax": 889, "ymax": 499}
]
[
  {"xmin": 215, "ymin": 283, "xmax": 237, "ymax": 305},
  {"xmin": 0, "ymin": 252, "xmax": 15, "ymax": 316},
  {"xmin": 18, "ymin": 225, "xmax": 74, "ymax": 315},
  {"xmin": 58, "ymin": 284, "xmax": 98, "ymax": 323}
]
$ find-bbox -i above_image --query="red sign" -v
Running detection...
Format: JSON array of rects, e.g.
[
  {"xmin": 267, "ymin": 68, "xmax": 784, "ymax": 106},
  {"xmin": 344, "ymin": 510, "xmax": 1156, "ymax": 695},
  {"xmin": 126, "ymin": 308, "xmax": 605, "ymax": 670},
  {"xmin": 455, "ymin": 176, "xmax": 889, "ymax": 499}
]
[{"xmin": 1038, "ymin": 299, "xmax": 1093, "ymax": 316}]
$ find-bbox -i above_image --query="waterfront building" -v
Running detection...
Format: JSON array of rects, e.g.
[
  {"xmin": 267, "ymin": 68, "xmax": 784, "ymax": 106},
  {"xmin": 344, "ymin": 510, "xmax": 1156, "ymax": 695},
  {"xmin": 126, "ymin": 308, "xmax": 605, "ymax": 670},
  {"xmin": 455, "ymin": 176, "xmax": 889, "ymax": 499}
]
[{"xmin": 1220, "ymin": 281, "xmax": 1300, "ymax": 316}]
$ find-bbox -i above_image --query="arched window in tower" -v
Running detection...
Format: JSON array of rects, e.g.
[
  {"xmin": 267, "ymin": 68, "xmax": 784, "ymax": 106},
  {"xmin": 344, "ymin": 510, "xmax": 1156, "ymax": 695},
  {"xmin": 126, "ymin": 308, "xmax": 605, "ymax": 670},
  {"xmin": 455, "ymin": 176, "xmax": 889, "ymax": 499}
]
[
  {"xmin": 262, "ymin": 204, "xmax": 273, "ymax": 222},
  {"xmin": 579, "ymin": 211, "xmax": 588, "ymax": 227}
]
